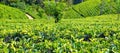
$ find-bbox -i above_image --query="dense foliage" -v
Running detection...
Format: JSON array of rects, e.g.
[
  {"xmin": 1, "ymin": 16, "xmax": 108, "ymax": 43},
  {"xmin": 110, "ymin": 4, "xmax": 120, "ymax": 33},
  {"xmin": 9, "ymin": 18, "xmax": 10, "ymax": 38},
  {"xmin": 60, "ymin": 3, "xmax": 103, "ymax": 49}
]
[
  {"xmin": 0, "ymin": 14, "xmax": 120, "ymax": 52},
  {"xmin": 0, "ymin": 0, "xmax": 73, "ymax": 19},
  {"xmin": 0, "ymin": 0, "xmax": 89, "ymax": 19}
]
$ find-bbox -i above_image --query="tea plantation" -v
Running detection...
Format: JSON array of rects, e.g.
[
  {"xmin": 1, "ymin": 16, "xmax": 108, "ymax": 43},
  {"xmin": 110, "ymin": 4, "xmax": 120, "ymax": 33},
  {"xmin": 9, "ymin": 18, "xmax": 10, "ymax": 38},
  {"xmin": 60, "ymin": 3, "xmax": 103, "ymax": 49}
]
[
  {"xmin": 0, "ymin": 0, "xmax": 120, "ymax": 53},
  {"xmin": 0, "ymin": 14, "xmax": 120, "ymax": 53}
]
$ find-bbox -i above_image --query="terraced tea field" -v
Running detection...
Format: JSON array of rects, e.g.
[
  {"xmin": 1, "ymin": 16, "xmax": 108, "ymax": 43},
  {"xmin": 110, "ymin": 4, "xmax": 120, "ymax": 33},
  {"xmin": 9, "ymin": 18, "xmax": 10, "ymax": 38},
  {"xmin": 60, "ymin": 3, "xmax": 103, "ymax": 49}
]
[{"xmin": 0, "ymin": 15, "xmax": 120, "ymax": 53}]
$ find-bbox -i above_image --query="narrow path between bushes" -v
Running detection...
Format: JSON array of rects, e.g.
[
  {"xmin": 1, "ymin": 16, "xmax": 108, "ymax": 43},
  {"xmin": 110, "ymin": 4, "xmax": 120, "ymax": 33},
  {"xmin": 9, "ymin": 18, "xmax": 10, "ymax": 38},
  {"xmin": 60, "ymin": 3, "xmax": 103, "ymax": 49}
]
[{"xmin": 25, "ymin": 14, "xmax": 33, "ymax": 19}]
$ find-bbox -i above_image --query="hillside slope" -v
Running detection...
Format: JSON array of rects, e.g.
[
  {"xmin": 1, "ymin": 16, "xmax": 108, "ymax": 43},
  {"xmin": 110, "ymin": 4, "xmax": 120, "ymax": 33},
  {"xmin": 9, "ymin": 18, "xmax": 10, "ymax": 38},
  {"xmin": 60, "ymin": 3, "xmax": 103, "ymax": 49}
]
[
  {"xmin": 0, "ymin": 4, "xmax": 27, "ymax": 19},
  {"xmin": 63, "ymin": 0, "xmax": 119, "ymax": 19}
]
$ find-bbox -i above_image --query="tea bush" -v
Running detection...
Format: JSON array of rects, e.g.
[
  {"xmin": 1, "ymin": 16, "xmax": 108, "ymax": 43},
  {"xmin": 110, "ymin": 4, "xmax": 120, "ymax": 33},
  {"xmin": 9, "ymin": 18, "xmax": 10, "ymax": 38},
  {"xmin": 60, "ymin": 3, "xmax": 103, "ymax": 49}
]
[{"xmin": 0, "ymin": 14, "xmax": 120, "ymax": 53}]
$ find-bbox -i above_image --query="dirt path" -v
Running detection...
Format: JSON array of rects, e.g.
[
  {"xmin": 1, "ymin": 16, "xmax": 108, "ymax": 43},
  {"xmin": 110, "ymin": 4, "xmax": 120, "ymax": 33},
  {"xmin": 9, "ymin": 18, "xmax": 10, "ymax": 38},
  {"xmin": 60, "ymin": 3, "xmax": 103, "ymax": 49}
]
[{"xmin": 25, "ymin": 14, "xmax": 33, "ymax": 19}]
